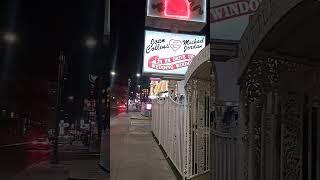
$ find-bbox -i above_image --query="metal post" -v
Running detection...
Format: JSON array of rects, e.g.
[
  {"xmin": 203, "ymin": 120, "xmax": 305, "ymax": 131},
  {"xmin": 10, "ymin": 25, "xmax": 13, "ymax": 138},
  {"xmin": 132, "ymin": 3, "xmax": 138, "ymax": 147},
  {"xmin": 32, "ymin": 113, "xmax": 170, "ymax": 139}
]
[
  {"xmin": 52, "ymin": 51, "xmax": 65, "ymax": 164},
  {"xmin": 127, "ymin": 78, "xmax": 131, "ymax": 113}
]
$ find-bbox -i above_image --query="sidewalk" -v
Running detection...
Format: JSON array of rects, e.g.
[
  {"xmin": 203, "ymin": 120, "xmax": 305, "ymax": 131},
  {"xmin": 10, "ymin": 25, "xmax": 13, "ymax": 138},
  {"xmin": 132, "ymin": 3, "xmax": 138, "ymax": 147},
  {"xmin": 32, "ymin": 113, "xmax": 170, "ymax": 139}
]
[
  {"xmin": 59, "ymin": 142, "xmax": 89, "ymax": 153},
  {"xmin": 63, "ymin": 157, "xmax": 109, "ymax": 180},
  {"xmin": 129, "ymin": 113, "xmax": 150, "ymax": 120},
  {"xmin": 110, "ymin": 112, "xmax": 176, "ymax": 180}
]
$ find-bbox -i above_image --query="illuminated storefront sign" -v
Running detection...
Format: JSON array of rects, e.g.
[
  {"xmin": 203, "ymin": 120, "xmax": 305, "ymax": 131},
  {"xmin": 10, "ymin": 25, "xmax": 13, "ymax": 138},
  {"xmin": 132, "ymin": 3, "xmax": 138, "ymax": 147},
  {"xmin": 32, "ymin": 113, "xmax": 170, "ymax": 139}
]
[
  {"xmin": 143, "ymin": 30, "xmax": 205, "ymax": 76},
  {"xmin": 149, "ymin": 79, "xmax": 167, "ymax": 97},
  {"xmin": 210, "ymin": 0, "xmax": 262, "ymax": 40},
  {"xmin": 147, "ymin": 0, "xmax": 206, "ymax": 22}
]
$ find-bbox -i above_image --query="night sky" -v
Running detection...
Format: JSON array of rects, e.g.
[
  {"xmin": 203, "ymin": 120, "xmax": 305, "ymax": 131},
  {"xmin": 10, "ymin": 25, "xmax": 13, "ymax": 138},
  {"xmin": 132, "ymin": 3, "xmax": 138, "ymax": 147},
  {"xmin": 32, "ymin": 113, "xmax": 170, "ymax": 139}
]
[
  {"xmin": 110, "ymin": 0, "xmax": 209, "ymax": 88},
  {"xmin": 0, "ymin": 0, "xmax": 107, "ymax": 96},
  {"xmin": 111, "ymin": 0, "xmax": 147, "ymax": 86},
  {"xmin": 0, "ymin": 0, "xmax": 149, "ymax": 93}
]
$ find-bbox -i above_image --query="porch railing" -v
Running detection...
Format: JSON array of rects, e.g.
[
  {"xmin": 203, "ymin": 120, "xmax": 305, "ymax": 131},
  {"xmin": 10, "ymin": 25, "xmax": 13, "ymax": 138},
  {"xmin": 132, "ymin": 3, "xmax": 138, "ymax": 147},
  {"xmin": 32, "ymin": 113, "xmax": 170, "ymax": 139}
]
[
  {"xmin": 152, "ymin": 95, "xmax": 210, "ymax": 179},
  {"xmin": 210, "ymin": 130, "xmax": 238, "ymax": 180},
  {"xmin": 152, "ymin": 96, "xmax": 186, "ymax": 176}
]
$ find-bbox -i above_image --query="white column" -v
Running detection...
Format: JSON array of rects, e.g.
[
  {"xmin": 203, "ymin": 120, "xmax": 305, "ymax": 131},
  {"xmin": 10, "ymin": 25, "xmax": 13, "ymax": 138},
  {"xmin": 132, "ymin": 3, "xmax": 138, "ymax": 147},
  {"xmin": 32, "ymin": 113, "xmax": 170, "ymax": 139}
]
[
  {"xmin": 262, "ymin": 91, "xmax": 279, "ymax": 180},
  {"xmin": 248, "ymin": 102, "xmax": 255, "ymax": 180},
  {"xmin": 272, "ymin": 91, "xmax": 281, "ymax": 180},
  {"xmin": 279, "ymin": 92, "xmax": 303, "ymax": 180},
  {"xmin": 248, "ymin": 100, "xmax": 262, "ymax": 180},
  {"xmin": 237, "ymin": 89, "xmax": 249, "ymax": 180},
  {"xmin": 260, "ymin": 100, "xmax": 266, "ymax": 180}
]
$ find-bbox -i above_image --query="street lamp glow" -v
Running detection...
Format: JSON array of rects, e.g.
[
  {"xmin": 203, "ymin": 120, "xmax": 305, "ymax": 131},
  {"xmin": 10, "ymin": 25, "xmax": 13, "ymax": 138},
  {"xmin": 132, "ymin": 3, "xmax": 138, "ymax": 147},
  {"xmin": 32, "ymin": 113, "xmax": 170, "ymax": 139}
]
[
  {"xmin": 110, "ymin": 71, "xmax": 116, "ymax": 76},
  {"xmin": 3, "ymin": 32, "xmax": 17, "ymax": 43},
  {"xmin": 85, "ymin": 37, "xmax": 97, "ymax": 48},
  {"xmin": 136, "ymin": 73, "xmax": 141, "ymax": 77},
  {"xmin": 68, "ymin": 96, "xmax": 74, "ymax": 101}
]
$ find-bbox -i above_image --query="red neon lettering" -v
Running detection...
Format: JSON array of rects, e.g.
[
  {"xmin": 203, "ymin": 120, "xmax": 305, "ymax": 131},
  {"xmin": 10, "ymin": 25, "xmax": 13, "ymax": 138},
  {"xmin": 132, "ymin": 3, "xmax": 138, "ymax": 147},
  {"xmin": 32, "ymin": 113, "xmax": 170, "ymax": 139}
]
[{"xmin": 147, "ymin": 54, "xmax": 195, "ymax": 71}]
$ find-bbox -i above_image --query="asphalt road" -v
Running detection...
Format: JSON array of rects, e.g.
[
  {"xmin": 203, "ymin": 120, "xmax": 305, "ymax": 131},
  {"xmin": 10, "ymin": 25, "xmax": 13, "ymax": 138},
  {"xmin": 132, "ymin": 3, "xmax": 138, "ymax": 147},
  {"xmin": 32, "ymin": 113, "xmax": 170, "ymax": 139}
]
[
  {"xmin": 0, "ymin": 107, "xmax": 123, "ymax": 179},
  {"xmin": 111, "ymin": 107, "xmax": 126, "ymax": 118},
  {"xmin": 0, "ymin": 144, "xmax": 50, "ymax": 180},
  {"xmin": 0, "ymin": 143, "xmax": 96, "ymax": 179}
]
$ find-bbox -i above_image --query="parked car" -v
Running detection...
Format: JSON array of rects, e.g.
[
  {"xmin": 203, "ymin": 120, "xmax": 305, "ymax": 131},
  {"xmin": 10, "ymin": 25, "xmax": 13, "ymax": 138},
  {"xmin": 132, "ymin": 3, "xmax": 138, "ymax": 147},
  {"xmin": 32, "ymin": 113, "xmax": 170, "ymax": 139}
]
[{"xmin": 117, "ymin": 102, "xmax": 126, "ymax": 110}]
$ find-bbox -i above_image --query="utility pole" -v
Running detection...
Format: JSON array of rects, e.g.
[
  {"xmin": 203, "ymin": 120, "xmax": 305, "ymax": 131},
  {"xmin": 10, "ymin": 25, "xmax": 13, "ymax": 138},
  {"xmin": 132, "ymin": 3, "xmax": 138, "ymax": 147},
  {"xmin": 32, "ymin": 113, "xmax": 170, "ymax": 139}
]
[
  {"xmin": 52, "ymin": 51, "xmax": 65, "ymax": 164},
  {"xmin": 127, "ymin": 78, "xmax": 131, "ymax": 113}
]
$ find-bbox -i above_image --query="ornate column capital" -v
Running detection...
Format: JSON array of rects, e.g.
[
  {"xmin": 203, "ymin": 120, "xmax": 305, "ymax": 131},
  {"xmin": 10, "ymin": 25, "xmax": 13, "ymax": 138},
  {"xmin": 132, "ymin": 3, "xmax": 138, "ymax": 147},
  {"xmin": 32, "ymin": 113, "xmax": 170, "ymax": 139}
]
[{"xmin": 240, "ymin": 57, "xmax": 311, "ymax": 106}]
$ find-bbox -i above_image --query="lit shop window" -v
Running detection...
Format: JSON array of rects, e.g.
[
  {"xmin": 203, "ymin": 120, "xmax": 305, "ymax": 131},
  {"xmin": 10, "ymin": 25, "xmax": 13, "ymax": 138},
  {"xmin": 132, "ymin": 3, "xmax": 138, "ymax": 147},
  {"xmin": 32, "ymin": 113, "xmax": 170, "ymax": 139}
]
[{"xmin": 164, "ymin": 0, "xmax": 190, "ymax": 19}]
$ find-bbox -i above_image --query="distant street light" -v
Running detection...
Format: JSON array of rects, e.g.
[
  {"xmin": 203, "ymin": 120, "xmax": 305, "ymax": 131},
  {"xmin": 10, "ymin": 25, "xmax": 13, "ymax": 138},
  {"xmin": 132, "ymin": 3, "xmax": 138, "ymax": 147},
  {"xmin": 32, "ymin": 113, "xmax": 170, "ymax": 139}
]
[
  {"xmin": 110, "ymin": 71, "xmax": 116, "ymax": 76},
  {"xmin": 2, "ymin": 32, "xmax": 17, "ymax": 44},
  {"xmin": 85, "ymin": 37, "xmax": 97, "ymax": 48},
  {"xmin": 136, "ymin": 73, "xmax": 141, "ymax": 78},
  {"xmin": 68, "ymin": 96, "xmax": 74, "ymax": 101}
]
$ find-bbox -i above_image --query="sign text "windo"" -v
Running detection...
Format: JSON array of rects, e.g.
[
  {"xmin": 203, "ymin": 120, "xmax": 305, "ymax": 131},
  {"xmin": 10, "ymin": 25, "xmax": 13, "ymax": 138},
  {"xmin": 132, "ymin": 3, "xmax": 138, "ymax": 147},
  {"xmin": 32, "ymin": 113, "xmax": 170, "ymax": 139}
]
[{"xmin": 210, "ymin": 0, "xmax": 262, "ymax": 23}]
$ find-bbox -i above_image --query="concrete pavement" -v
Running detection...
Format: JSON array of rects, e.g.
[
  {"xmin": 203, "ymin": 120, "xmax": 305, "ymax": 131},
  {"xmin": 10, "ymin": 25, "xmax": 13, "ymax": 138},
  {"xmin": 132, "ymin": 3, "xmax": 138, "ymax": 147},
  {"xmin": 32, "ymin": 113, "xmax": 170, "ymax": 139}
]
[{"xmin": 110, "ymin": 112, "xmax": 176, "ymax": 180}]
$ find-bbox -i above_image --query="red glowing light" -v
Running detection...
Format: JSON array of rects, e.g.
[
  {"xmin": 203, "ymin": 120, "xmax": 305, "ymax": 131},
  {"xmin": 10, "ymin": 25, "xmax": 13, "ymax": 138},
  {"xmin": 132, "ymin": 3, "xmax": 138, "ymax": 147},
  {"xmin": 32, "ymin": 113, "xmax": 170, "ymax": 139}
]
[{"xmin": 164, "ymin": 0, "xmax": 190, "ymax": 19}]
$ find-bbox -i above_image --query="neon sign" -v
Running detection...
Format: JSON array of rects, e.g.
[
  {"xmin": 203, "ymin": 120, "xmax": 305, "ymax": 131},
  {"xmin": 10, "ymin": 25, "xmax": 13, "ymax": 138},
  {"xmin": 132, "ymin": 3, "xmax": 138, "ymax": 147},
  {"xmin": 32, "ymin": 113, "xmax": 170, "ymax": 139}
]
[
  {"xmin": 147, "ymin": 0, "xmax": 206, "ymax": 22},
  {"xmin": 143, "ymin": 30, "xmax": 205, "ymax": 76},
  {"xmin": 164, "ymin": 0, "xmax": 190, "ymax": 19}
]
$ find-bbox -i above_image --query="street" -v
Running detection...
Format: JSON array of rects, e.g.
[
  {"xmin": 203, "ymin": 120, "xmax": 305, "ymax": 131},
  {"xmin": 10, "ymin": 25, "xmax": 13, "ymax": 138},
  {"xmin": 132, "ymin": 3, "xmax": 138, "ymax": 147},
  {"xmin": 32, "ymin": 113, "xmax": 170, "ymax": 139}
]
[
  {"xmin": 110, "ymin": 103, "xmax": 138, "ymax": 118},
  {"xmin": 0, "ymin": 144, "xmax": 50, "ymax": 180},
  {"xmin": 0, "ymin": 141, "xmax": 109, "ymax": 180},
  {"xmin": 0, "ymin": 101, "xmax": 114, "ymax": 180},
  {"xmin": 110, "ymin": 107, "xmax": 120, "ymax": 118}
]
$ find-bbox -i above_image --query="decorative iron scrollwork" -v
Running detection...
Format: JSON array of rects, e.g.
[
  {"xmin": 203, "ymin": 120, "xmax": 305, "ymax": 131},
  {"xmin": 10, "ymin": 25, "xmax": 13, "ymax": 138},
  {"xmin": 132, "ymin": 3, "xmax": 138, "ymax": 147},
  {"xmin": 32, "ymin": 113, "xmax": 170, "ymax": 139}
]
[
  {"xmin": 240, "ymin": 57, "xmax": 309, "ymax": 105},
  {"xmin": 239, "ymin": 57, "xmax": 309, "ymax": 180}
]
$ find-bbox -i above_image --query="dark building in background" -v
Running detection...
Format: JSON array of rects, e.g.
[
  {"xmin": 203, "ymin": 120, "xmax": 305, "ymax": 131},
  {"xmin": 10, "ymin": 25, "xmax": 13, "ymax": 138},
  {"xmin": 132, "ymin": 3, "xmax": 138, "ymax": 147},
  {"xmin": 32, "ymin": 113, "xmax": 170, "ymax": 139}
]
[
  {"xmin": 0, "ymin": 80, "xmax": 51, "ymax": 144},
  {"xmin": 48, "ymin": 81, "xmax": 57, "ymax": 131}
]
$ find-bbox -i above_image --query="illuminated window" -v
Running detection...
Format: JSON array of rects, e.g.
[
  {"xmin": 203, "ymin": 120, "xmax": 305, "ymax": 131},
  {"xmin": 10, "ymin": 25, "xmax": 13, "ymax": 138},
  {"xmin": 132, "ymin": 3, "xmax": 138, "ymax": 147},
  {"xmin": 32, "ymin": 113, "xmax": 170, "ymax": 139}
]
[{"xmin": 164, "ymin": 0, "xmax": 190, "ymax": 19}]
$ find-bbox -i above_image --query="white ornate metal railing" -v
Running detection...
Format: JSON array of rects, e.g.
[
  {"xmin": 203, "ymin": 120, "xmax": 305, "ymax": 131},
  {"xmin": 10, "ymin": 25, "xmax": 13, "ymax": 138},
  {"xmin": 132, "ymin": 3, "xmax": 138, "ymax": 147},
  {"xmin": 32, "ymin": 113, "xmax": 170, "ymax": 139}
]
[
  {"xmin": 210, "ymin": 130, "xmax": 238, "ymax": 180},
  {"xmin": 152, "ymin": 95, "xmax": 210, "ymax": 179},
  {"xmin": 186, "ymin": 94, "xmax": 211, "ymax": 179},
  {"xmin": 152, "ymin": 96, "xmax": 187, "ymax": 176}
]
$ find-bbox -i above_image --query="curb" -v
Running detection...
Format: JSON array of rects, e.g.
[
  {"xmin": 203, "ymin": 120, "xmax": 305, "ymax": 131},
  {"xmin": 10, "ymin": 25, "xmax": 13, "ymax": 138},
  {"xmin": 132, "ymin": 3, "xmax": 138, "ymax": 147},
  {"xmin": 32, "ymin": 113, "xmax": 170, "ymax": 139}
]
[
  {"xmin": 98, "ymin": 163, "xmax": 110, "ymax": 173},
  {"xmin": 0, "ymin": 141, "xmax": 32, "ymax": 148},
  {"xmin": 130, "ymin": 117, "xmax": 151, "ymax": 120}
]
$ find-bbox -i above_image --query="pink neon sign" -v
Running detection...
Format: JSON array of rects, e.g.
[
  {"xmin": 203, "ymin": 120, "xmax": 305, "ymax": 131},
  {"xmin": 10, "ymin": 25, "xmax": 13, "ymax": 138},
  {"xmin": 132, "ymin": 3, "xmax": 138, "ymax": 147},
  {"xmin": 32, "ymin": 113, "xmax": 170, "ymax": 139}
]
[{"xmin": 164, "ymin": 0, "xmax": 190, "ymax": 19}]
